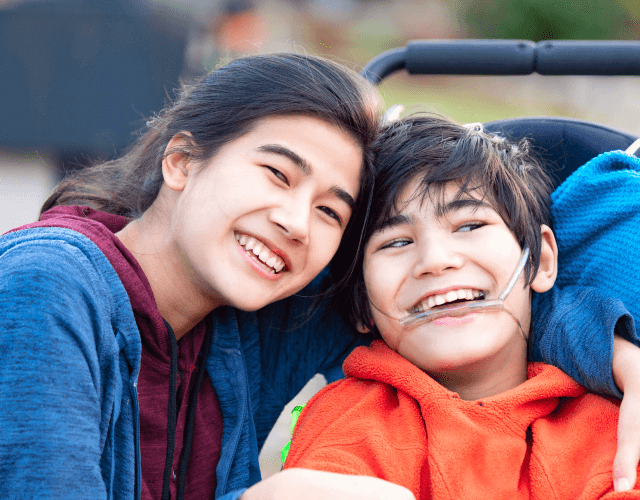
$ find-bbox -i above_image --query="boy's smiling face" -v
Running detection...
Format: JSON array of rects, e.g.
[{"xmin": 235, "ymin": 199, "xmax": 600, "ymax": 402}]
[{"xmin": 362, "ymin": 177, "xmax": 557, "ymax": 395}]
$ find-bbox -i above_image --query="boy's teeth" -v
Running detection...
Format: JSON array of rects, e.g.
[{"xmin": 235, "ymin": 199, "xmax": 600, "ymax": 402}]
[
  {"xmin": 414, "ymin": 288, "xmax": 485, "ymax": 313},
  {"xmin": 236, "ymin": 233, "xmax": 286, "ymax": 273},
  {"xmin": 445, "ymin": 291, "xmax": 458, "ymax": 302}
]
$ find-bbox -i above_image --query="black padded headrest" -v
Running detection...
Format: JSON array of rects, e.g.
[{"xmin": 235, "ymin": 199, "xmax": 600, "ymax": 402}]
[{"xmin": 483, "ymin": 117, "xmax": 638, "ymax": 187}]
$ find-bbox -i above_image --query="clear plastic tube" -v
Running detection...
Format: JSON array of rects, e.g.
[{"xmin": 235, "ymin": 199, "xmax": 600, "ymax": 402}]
[{"xmin": 398, "ymin": 246, "xmax": 530, "ymax": 330}]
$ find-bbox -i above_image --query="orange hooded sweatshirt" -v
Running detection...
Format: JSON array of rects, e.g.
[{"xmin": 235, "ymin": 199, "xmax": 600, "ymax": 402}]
[{"xmin": 284, "ymin": 340, "xmax": 640, "ymax": 500}]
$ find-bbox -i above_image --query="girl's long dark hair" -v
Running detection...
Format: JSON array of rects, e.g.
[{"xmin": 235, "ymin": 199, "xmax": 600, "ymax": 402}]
[{"xmin": 41, "ymin": 52, "xmax": 380, "ymax": 295}]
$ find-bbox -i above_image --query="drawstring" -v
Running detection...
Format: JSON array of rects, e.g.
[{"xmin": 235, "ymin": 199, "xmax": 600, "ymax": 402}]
[
  {"xmin": 177, "ymin": 315, "xmax": 214, "ymax": 500},
  {"xmin": 161, "ymin": 319, "xmax": 179, "ymax": 500},
  {"xmin": 161, "ymin": 318, "xmax": 214, "ymax": 500}
]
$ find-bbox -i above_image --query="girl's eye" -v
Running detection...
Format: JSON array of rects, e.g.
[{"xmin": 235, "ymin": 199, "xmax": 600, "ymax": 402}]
[
  {"xmin": 318, "ymin": 206, "xmax": 342, "ymax": 226},
  {"xmin": 456, "ymin": 222, "xmax": 486, "ymax": 233},
  {"xmin": 381, "ymin": 238, "xmax": 412, "ymax": 249},
  {"xmin": 266, "ymin": 166, "xmax": 289, "ymax": 185}
]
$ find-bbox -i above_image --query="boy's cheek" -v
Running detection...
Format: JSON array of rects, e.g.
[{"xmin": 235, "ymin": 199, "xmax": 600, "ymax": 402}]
[{"xmin": 374, "ymin": 314, "xmax": 405, "ymax": 351}]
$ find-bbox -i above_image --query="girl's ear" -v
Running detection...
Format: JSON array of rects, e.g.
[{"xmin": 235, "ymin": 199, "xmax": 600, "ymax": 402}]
[
  {"xmin": 531, "ymin": 224, "xmax": 558, "ymax": 294},
  {"xmin": 162, "ymin": 132, "xmax": 194, "ymax": 192}
]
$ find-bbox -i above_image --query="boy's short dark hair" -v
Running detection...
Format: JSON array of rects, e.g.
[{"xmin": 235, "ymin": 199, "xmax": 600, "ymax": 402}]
[{"xmin": 347, "ymin": 114, "xmax": 554, "ymax": 332}]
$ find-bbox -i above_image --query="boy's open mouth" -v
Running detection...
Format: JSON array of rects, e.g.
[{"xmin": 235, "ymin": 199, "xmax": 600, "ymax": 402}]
[{"xmin": 410, "ymin": 289, "xmax": 486, "ymax": 315}]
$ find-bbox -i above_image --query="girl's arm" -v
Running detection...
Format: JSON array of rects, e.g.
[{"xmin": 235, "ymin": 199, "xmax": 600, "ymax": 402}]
[
  {"xmin": 532, "ymin": 285, "xmax": 640, "ymax": 492},
  {"xmin": 612, "ymin": 334, "xmax": 640, "ymax": 493},
  {"xmin": 240, "ymin": 469, "xmax": 415, "ymax": 500},
  {"xmin": 0, "ymin": 238, "xmax": 121, "ymax": 498}
]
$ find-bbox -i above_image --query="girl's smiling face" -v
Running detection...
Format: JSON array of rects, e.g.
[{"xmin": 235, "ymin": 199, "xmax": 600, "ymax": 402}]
[
  {"xmin": 362, "ymin": 177, "xmax": 556, "ymax": 392},
  {"xmin": 167, "ymin": 115, "xmax": 364, "ymax": 311}
]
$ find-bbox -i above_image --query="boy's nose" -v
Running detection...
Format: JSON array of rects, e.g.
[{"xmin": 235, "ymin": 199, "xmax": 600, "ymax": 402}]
[{"xmin": 412, "ymin": 240, "xmax": 464, "ymax": 278}]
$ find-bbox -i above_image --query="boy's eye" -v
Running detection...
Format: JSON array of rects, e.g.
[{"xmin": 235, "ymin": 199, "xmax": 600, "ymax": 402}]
[
  {"xmin": 381, "ymin": 238, "xmax": 412, "ymax": 249},
  {"xmin": 318, "ymin": 206, "xmax": 343, "ymax": 226},
  {"xmin": 266, "ymin": 166, "xmax": 289, "ymax": 185},
  {"xmin": 456, "ymin": 222, "xmax": 486, "ymax": 233}
]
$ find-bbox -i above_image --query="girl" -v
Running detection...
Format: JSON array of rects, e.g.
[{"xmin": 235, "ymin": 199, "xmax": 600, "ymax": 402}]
[{"xmin": 0, "ymin": 53, "xmax": 386, "ymax": 500}]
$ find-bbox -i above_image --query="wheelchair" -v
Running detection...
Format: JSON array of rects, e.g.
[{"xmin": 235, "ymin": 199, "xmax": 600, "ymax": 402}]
[{"xmin": 360, "ymin": 39, "xmax": 640, "ymax": 187}]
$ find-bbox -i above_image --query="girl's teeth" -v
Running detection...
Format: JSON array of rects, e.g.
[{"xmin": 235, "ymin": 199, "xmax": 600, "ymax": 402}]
[
  {"xmin": 445, "ymin": 291, "xmax": 458, "ymax": 302},
  {"xmin": 457, "ymin": 289, "xmax": 467, "ymax": 300},
  {"xmin": 258, "ymin": 249, "xmax": 271, "ymax": 263},
  {"xmin": 236, "ymin": 233, "xmax": 286, "ymax": 273},
  {"xmin": 427, "ymin": 296, "xmax": 436, "ymax": 309},
  {"xmin": 435, "ymin": 295, "xmax": 446, "ymax": 306}
]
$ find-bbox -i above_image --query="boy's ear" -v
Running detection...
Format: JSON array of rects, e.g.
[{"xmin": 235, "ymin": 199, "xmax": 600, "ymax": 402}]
[
  {"xmin": 356, "ymin": 322, "xmax": 370, "ymax": 334},
  {"xmin": 356, "ymin": 314, "xmax": 375, "ymax": 334},
  {"xmin": 162, "ymin": 132, "xmax": 194, "ymax": 192},
  {"xmin": 530, "ymin": 224, "xmax": 558, "ymax": 294}
]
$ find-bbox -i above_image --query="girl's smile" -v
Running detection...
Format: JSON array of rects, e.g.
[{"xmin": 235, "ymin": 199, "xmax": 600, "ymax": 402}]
[
  {"xmin": 160, "ymin": 115, "xmax": 363, "ymax": 315},
  {"xmin": 235, "ymin": 232, "xmax": 289, "ymax": 281}
]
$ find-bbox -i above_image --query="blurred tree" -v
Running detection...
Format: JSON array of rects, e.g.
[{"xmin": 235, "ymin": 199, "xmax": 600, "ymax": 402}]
[{"xmin": 462, "ymin": 0, "xmax": 630, "ymax": 41}]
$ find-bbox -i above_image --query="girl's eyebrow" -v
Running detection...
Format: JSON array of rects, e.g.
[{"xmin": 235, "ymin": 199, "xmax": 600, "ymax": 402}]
[
  {"xmin": 255, "ymin": 144, "xmax": 311, "ymax": 175},
  {"xmin": 255, "ymin": 144, "xmax": 356, "ymax": 210}
]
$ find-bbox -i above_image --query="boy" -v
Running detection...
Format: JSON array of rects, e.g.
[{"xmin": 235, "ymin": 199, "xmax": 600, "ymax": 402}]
[{"xmin": 282, "ymin": 115, "xmax": 640, "ymax": 499}]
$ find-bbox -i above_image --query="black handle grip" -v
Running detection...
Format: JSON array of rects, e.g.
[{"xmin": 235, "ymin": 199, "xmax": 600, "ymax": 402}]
[
  {"xmin": 361, "ymin": 40, "xmax": 640, "ymax": 84},
  {"xmin": 406, "ymin": 40, "xmax": 535, "ymax": 75}
]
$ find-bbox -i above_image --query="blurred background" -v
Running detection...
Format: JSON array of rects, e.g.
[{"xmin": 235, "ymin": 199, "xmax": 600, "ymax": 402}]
[{"xmin": 2, "ymin": 0, "xmax": 640, "ymax": 477}]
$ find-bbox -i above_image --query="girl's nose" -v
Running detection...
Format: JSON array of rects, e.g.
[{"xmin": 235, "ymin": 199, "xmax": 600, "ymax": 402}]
[
  {"xmin": 268, "ymin": 205, "xmax": 311, "ymax": 245},
  {"xmin": 412, "ymin": 240, "xmax": 464, "ymax": 278}
]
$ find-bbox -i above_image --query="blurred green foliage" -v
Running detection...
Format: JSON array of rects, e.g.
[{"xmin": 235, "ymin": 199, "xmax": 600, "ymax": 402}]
[{"xmin": 463, "ymin": 0, "xmax": 631, "ymax": 41}]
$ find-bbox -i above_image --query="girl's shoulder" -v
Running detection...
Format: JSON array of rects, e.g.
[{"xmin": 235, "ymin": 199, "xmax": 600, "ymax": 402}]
[
  {"xmin": 0, "ymin": 225, "xmax": 136, "ymax": 336},
  {"xmin": 1, "ymin": 225, "xmax": 119, "ymax": 287}
]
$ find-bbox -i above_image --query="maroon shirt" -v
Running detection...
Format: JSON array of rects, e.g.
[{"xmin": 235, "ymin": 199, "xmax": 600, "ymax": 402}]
[{"xmin": 37, "ymin": 206, "xmax": 223, "ymax": 500}]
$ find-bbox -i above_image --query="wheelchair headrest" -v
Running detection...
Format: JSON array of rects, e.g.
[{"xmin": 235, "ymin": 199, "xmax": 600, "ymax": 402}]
[{"xmin": 483, "ymin": 117, "xmax": 638, "ymax": 187}]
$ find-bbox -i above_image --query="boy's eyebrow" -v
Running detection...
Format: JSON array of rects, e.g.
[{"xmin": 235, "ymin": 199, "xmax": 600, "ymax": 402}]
[
  {"xmin": 255, "ymin": 144, "xmax": 311, "ymax": 175},
  {"xmin": 255, "ymin": 144, "xmax": 356, "ymax": 211},
  {"xmin": 374, "ymin": 213, "xmax": 413, "ymax": 233},
  {"xmin": 437, "ymin": 198, "xmax": 495, "ymax": 217},
  {"xmin": 374, "ymin": 198, "xmax": 494, "ymax": 233}
]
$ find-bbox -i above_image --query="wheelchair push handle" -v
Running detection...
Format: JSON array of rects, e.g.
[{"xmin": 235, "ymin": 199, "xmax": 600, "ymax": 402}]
[{"xmin": 361, "ymin": 40, "xmax": 640, "ymax": 84}]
